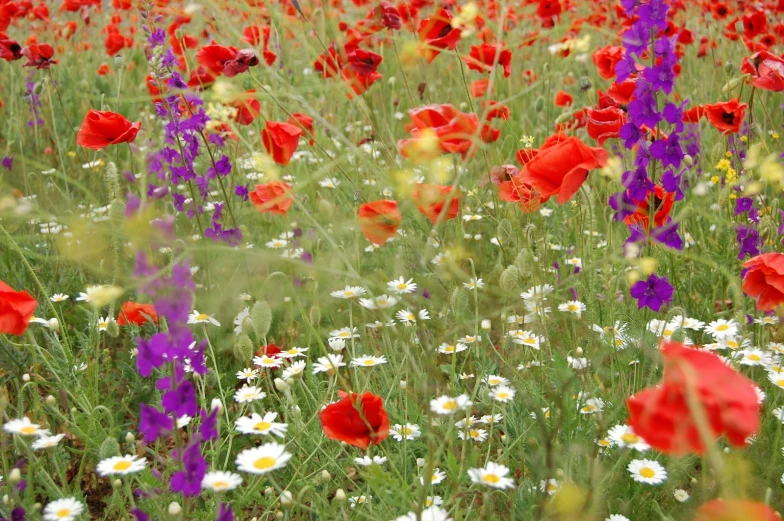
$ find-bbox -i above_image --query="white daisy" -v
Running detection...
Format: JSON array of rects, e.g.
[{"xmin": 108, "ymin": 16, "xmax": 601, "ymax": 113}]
[
  {"xmin": 331, "ymin": 286, "xmax": 367, "ymax": 299},
  {"xmin": 393, "ymin": 506, "xmax": 452, "ymax": 521},
  {"xmin": 282, "ymin": 360, "xmax": 307, "ymax": 379},
  {"xmin": 50, "ymin": 294, "xmax": 69, "ymax": 303},
  {"xmin": 354, "ymin": 455, "xmax": 387, "ymax": 466},
  {"xmin": 236, "ymin": 368, "xmax": 259, "ymax": 381},
  {"xmin": 558, "ymin": 300, "xmax": 586, "ymax": 317},
  {"xmin": 235, "ymin": 412, "xmax": 288, "ymax": 437},
  {"xmin": 420, "ymin": 468, "xmax": 447, "ymax": 485},
  {"xmin": 390, "ymin": 423, "xmax": 421, "ymax": 441},
  {"xmin": 234, "ymin": 385, "xmax": 267, "ymax": 403},
  {"xmin": 350, "ymin": 355, "xmax": 387, "ymax": 367},
  {"xmin": 607, "ymin": 424, "xmax": 650, "ymax": 451},
  {"xmin": 489, "ymin": 386, "xmax": 516, "ymax": 403},
  {"xmin": 32, "ymin": 433, "xmax": 66, "ymax": 450},
  {"xmin": 3, "ymin": 417, "xmax": 49, "ymax": 437},
  {"xmin": 43, "ymin": 497, "xmax": 84, "ymax": 521},
  {"xmin": 388, "ymin": 277, "xmax": 417, "ymax": 295},
  {"xmin": 201, "ymin": 471, "xmax": 243, "ymax": 492},
  {"xmin": 235, "ymin": 442, "xmax": 291, "ymax": 475},
  {"xmin": 96, "ymin": 316, "xmax": 115, "ymax": 332},
  {"xmin": 467, "ymin": 461, "xmax": 514, "ymax": 489},
  {"xmin": 627, "ymin": 459, "xmax": 667, "ymax": 485},
  {"xmin": 437, "ymin": 342, "xmax": 468, "ymax": 354},
  {"xmin": 96, "ymin": 455, "xmax": 147, "ymax": 476},
  {"xmin": 233, "ymin": 307, "xmax": 250, "ymax": 335},
  {"xmin": 704, "ymin": 319, "xmax": 739, "ymax": 339},
  {"xmin": 458, "ymin": 428, "xmax": 488, "ymax": 442},
  {"xmin": 430, "ymin": 395, "xmax": 472, "ymax": 415},
  {"xmin": 328, "ymin": 327, "xmax": 359, "ymax": 340},
  {"xmin": 312, "ymin": 354, "xmax": 346, "ymax": 375},
  {"xmin": 188, "ymin": 310, "xmax": 221, "ymax": 326}
]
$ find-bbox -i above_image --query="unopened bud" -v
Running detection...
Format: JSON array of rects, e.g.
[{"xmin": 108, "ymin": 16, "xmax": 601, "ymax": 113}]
[
  {"xmin": 168, "ymin": 502, "xmax": 182, "ymax": 515},
  {"xmin": 274, "ymin": 378, "xmax": 289, "ymax": 391},
  {"xmin": 276, "ymin": 512, "xmax": 284, "ymax": 520},
  {"xmin": 328, "ymin": 338, "xmax": 346, "ymax": 352},
  {"xmin": 416, "ymin": 458, "xmax": 425, "ymax": 467},
  {"xmin": 320, "ymin": 470, "xmax": 332, "ymax": 482},
  {"xmin": 683, "ymin": 154, "xmax": 693, "ymax": 167},
  {"xmin": 724, "ymin": 61, "xmax": 734, "ymax": 73},
  {"xmin": 125, "ymin": 432, "xmax": 136, "ymax": 443},
  {"xmin": 280, "ymin": 491, "xmax": 293, "ymax": 506},
  {"xmin": 45, "ymin": 395, "xmax": 56, "ymax": 406},
  {"xmin": 9, "ymin": 469, "xmax": 21, "ymax": 483},
  {"xmin": 22, "ymin": 374, "xmax": 30, "ymax": 382},
  {"xmin": 106, "ymin": 320, "xmax": 120, "ymax": 338},
  {"xmin": 481, "ymin": 319, "xmax": 491, "ymax": 330},
  {"xmin": 47, "ymin": 318, "xmax": 60, "ymax": 332},
  {"xmin": 399, "ymin": 380, "xmax": 407, "ymax": 389},
  {"xmin": 32, "ymin": 502, "xmax": 41, "ymax": 512},
  {"xmin": 211, "ymin": 398, "xmax": 224, "ymax": 413},
  {"xmin": 534, "ymin": 96, "xmax": 545, "ymax": 113},
  {"xmin": 113, "ymin": 479, "xmax": 122, "ymax": 488},
  {"xmin": 575, "ymin": 347, "xmax": 583, "ymax": 355},
  {"xmin": 334, "ymin": 489, "xmax": 347, "ymax": 502}
]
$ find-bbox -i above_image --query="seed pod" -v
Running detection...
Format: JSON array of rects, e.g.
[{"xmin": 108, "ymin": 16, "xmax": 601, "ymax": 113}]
[
  {"xmin": 497, "ymin": 218, "xmax": 515, "ymax": 246},
  {"xmin": 450, "ymin": 287, "xmax": 468, "ymax": 313},
  {"xmin": 233, "ymin": 334, "xmax": 255, "ymax": 362},
  {"xmin": 500, "ymin": 265, "xmax": 520, "ymax": 291},
  {"xmin": 250, "ymin": 300, "xmax": 272, "ymax": 339},
  {"xmin": 534, "ymin": 95, "xmax": 545, "ymax": 113},
  {"xmin": 515, "ymin": 248, "xmax": 534, "ymax": 278},
  {"xmin": 106, "ymin": 320, "xmax": 120, "ymax": 338},
  {"xmin": 99, "ymin": 437, "xmax": 120, "ymax": 460}
]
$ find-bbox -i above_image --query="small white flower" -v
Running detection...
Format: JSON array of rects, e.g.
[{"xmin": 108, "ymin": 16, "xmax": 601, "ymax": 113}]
[
  {"xmin": 627, "ymin": 459, "xmax": 667, "ymax": 485},
  {"xmin": 188, "ymin": 310, "xmax": 221, "ymax": 326},
  {"xmin": 467, "ymin": 461, "xmax": 514, "ymax": 489},
  {"xmin": 96, "ymin": 455, "xmax": 147, "ymax": 476},
  {"xmin": 430, "ymin": 395, "xmax": 472, "ymax": 415},
  {"xmin": 390, "ymin": 423, "xmax": 421, "ymax": 441}
]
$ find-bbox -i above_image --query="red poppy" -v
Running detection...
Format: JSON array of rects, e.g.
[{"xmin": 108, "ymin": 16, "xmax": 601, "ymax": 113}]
[
  {"xmin": 537, "ymin": 0, "xmax": 562, "ymax": 26},
  {"xmin": 498, "ymin": 176, "xmax": 545, "ymax": 213},
  {"xmin": 262, "ymin": 121, "xmax": 302, "ymax": 166},
  {"xmin": 249, "ymin": 181, "xmax": 294, "ymax": 215},
  {"xmin": 398, "ymin": 104, "xmax": 482, "ymax": 159},
  {"xmin": 627, "ymin": 341, "xmax": 760, "ymax": 455},
  {"xmin": 417, "ymin": 8, "xmax": 461, "ymax": 63},
  {"xmin": 742, "ymin": 253, "xmax": 784, "ymax": 311},
  {"xmin": 586, "ymin": 106, "xmax": 626, "ymax": 145},
  {"xmin": 232, "ymin": 91, "xmax": 261, "ymax": 126},
  {"xmin": 314, "ymin": 43, "xmax": 343, "ymax": 78},
  {"xmin": 104, "ymin": 25, "xmax": 130, "ymax": 57},
  {"xmin": 606, "ymin": 79, "xmax": 637, "ymax": 105},
  {"xmin": 740, "ymin": 51, "xmax": 784, "ymax": 92},
  {"xmin": 623, "ymin": 185, "xmax": 674, "ymax": 231},
  {"xmin": 463, "ymin": 43, "xmax": 512, "ymax": 77},
  {"xmin": 694, "ymin": 499, "xmax": 780, "ymax": 521},
  {"xmin": 346, "ymin": 48, "xmax": 382, "ymax": 77},
  {"xmin": 711, "ymin": 3, "xmax": 730, "ymax": 20},
  {"xmin": 77, "ymin": 110, "xmax": 141, "ymax": 150},
  {"xmin": 97, "ymin": 63, "xmax": 110, "ymax": 75},
  {"xmin": 519, "ymin": 136, "xmax": 608, "ymax": 204},
  {"xmin": 482, "ymin": 101, "xmax": 510, "ymax": 121},
  {"xmin": 592, "ymin": 45, "xmax": 624, "ymax": 80},
  {"xmin": 255, "ymin": 343, "xmax": 282, "ymax": 358},
  {"xmin": 341, "ymin": 63, "xmax": 383, "ymax": 99},
  {"xmin": 21, "ymin": 43, "xmax": 57, "ymax": 69},
  {"xmin": 117, "ymin": 301, "xmax": 158, "ymax": 326},
  {"xmin": 0, "ymin": 38, "xmax": 21, "ymax": 61},
  {"xmin": 703, "ymin": 99, "xmax": 747, "ymax": 134},
  {"xmin": 470, "ymin": 78, "xmax": 491, "ymax": 98},
  {"xmin": 287, "ymin": 113, "xmax": 314, "ymax": 146},
  {"xmin": 742, "ymin": 10, "xmax": 767, "ymax": 39},
  {"xmin": 358, "ymin": 200, "xmax": 401, "ymax": 244},
  {"xmin": 682, "ymin": 105, "xmax": 705, "ymax": 123},
  {"xmin": 0, "ymin": 280, "xmax": 37, "ymax": 336},
  {"xmin": 554, "ymin": 90, "xmax": 573, "ymax": 107},
  {"xmin": 196, "ymin": 44, "xmax": 258, "ymax": 78},
  {"xmin": 412, "ymin": 184, "xmax": 459, "ymax": 224},
  {"xmin": 319, "ymin": 391, "xmax": 390, "ymax": 450}
]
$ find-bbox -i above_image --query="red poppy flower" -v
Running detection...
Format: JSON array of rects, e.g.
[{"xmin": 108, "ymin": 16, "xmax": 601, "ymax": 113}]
[
  {"xmin": 742, "ymin": 253, "xmax": 784, "ymax": 311},
  {"xmin": 622, "ymin": 185, "xmax": 674, "ymax": 232},
  {"xmin": 694, "ymin": 499, "xmax": 780, "ymax": 521},
  {"xmin": 0, "ymin": 280, "xmax": 37, "ymax": 336},
  {"xmin": 482, "ymin": 101, "xmax": 510, "ymax": 120},
  {"xmin": 519, "ymin": 136, "xmax": 608, "ymax": 204},
  {"xmin": 586, "ymin": 106, "xmax": 626, "ymax": 145},
  {"xmin": 76, "ymin": 110, "xmax": 141, "ymax": 150},
  {"xmin": 255, "ymin": 343, "xmax": 282, "ymax": 358},
  {"xmin": 463, "ymin": 43, "xmax": 512, "ymax": 77},
  {"xmin": 288, "ymin": 113, "xmax": 314, "ymax": 146},
  {"xmin": 412, "ymin": 184, "xmax": 459, "ymax": 224},
  {"xmin": 606, "ymin": 79, "xmax": 637, "ymax": 105},
  {"xmin": 742, "ymin": 10, "xmax": 767, "ymax": 39},
  {"xmin": 470, "ymin": 78, "xmax": 491, "ymax": 98},
  {"xmin": 740, "ymin": 51, "xmax": 784, "ymax": 92},
  {"xmin": 627, "ymin": 341, "xmax": 760, "ymax": 455},
  {"xmin": 417, "ymin": 8, "xmax": 461, "ymax": 63},
  {"xmin": 346, "ymin": 48, "xmax": 383, "ymax": 76},
  {"xmin": 711, "ymin": 3, "xmax": 730, "ymax": 20},
  {"xmin": 341, "ymin": 64, "xmax": 383, "ymax": 99},
  {"xmin": 117, "ymin": 301, "xmax": 158, "ymax": 326},
  {"xmin": 21, "ymin": 43, "xmax": 57, "ymax": 69},
  {"xmin": 196, "ymin": 44, "xmax": 258, "ymax": 78},
  {"xmin": 104, "ymin": 25, "xmax": 130, "ymax": 57},
  {"xmin": 498, "ymin": 176, "xmax": 545, "ymax": 213},
  {"xmin": 0, "ymin": 38, "xmax": 21, "ymax": 61},
  {"xmin": 249, "ymin": 181, "xmax": 294, "ymax": 215},
  {"xmin": 358, "ymin": 200, "xmax": 401, "ymax": 244},
  {"xmin": 314, "ymin": 43, "xmax": 343, "ymax": 78},
  {"xmin": 703, "ymin": 99, "xmax": 747, "ymax": 134},
  {"xmin": 319, "ymin": 391, "xmax": 389, "ymax": 450},
  {"xmin": 232, "ymin": 91, "xmax": 261, "ymax": 126},
  {"xmin": 537, "ymin": 0, "xmax": 562, "ymax": 25},
  {"xmin": 554, "ymin": 90, "xmax": 573, "ymax": 107},
  {"xmin": 682, "ymin": 105, "xmax": 705, "ymax": 123},
  {"xmin": 398, "ymin": 104, "xmax": 482, "ymax": 159},
  {"xmin": 97, "ymin": 63, "xmax": 110, "ymax": 75},
  {"xmin": 592, "ymin": 45, "xmax": 624, "ymax": 80},
  {"xmin": 262, "ymin": 121, "xmax": 303, "ymax": 166}
]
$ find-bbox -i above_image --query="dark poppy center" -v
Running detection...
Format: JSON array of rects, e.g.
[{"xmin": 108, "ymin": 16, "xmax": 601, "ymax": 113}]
[
  {"xmin": 437, "ymin": 24, "xmax": 452, "ymax": 38},
  {"xmin": 722, "ymin": 112, "xmax": 735, "ymax": 124}
]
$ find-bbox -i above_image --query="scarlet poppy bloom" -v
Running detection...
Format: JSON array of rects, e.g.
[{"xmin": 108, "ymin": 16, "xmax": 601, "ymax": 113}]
[
  {"xmin": 76, "ymin": 110, "xmax": 141, "ymax": 150},
  {"xmin": 0, "ymin": 38, "xmax": 21, "ymax": 61},
  {"xmin": 463, "ymin": 43, "xmax": 512, "ymax": 77},
  {"xmin": 346, "ymin": 48, "xmax": 382, "ymax": 76},
  {"xmin": 694, "ymin": 499, "xmax": 780, "ymax": 521},
  {"xmin": 249, "ymin": 181, "xmax": 294, "ymax": 215},
  {"xmin": 627, "ymin": 341, "xmax": 760, "ymax": 455},
  {"xmin": 417, "ymin": 8, "xmax": 461, "ymax": 63},
  {"xmin": 554, "ymin": 90, "xmax": 573, "ymax": 107},
  {"xmin": 117, "ymin": 301, "xmax": 158, "ymax": 326},
  {"xmin": 742, "ymin": 253, "xmax": 784, "ymax": 311},
  {"xmin": 104, "ymin": 25, "xmax": 130, "ymax": 57},
  {"xmin": 341, "ymin": 64, "xmax": 383, "ymax": 99},
  {"xmin": 536, "ymin": 0, "xmax": 562, "ymax": 25},
  {"xmin": 314, "ymin": 43, "xmax": 343, "ymax": 78},
  {"xmin": 21, "ymin": 43, "xmax": 57, "ymax": 69},
  {"xmin": 519, "ymin": 136, "xmax": 608, "ymax": 204},
  {"xmin": 231, "ymin": 91, "xmax": 261, "ymax": 126},
  {"xmin": 622, "ymin": 185, "xmax": 674, "ymax": 232},
  {"xmin": 398, "ymin": 104, "xmax": 482, "ymax": 159},
  {"xmin": 287, "ymin": 113, "xmax": 315, "ymax": 146},
  {"xmin": 740, "ymin": 51, "xmax": 784, "ymax": 92},
  {"xmin": 711, "ymin": 3, "xmax": 730, "ymax": 20},
  {"xmin": 498, "ymin": 176, "xmax": 545, "ymax": 213},
  {"xmin": 606, "ymin": 79, "xmax": 636, "ymax": 105},
  {"xmin": 255, "ymin": 343, "xmax": 283, "ymax": 358},
  {"xmin": 358, "ymin": 200, "xmax": 401, "ymax": 244},
  {"xmin": 470, "ymin": 78, "xmax": 491, "ymax": 98},
  {"xmin": 682, "ymin": 105, "xmax": 705, "ymax": 123},
  {"xmin": 586, "ymin": 106, "xmax": 626, "ymax": 145},
  {"xmin": 196, "ymin": 44, "xmax": 258, "ymax": 78},
  {"xmin": 592, "ymin": 45, "xmax": 624, "ymax": 80},
  {"xmin": 742, "ymin": 10, "xmax": 767, "ymax": 39},
  {"xmin": 97, "ymin": 63, "xmax": 110, "ymax": 75},
  {"xmin": 262, "ymin": 121, "xmax": 302, "ymax": 166},
  {"xmin": 482, "ymin": 101, "xmax": 510, "ymax": 120},
  {"xmin": 412, "ymin": 184, "xmax": 459, "ymax": 224},
  {"xmin": 0, "ymin": 280, "xmax": 37, "ymax": 336},
  {"xmin": 703, "ymin": 99, "xmax": 747, "ymax": 134},
  {"xmin": 319, "ymin": 391, "xmax": 389, "ymax": 450}
]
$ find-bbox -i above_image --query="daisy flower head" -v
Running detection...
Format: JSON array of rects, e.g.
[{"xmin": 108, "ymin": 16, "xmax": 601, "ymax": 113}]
[
  {"xmin": 430, "ymin": 394, "xmax": 473, "ymax": 415},
  {"xmin": 233, "ymin": 307, "xmax": 250, "ymax": 335},
  {"xmin": 329, "ymin": 327, "xmax": 359, "ymax": 340},
  {"xmin": 359, "ymin": 294, "xmax": 400, "ymax": 310},
  {"xmin": 279, "ymin": 346, "xmax": 308, "ymax": 359},
  {"xmin": 235, "ymin": 412, "xmax": 288, "ymax": 437},
  {"xmin": 188, "ymin": 310, "xmax": 221, "ymax": 326},
  {"xmin": 354, "ymin": 455, "xmax": 388, "ymax": 466},
  {"xmin": 253, "ymin": 354, "xmax": 282, "ymax": 369},
  {"xmin": 350, "ymin": 355, "xmax": 388, "ymax": 367},
  {"xmin": 43, "ymin": 497, "xmax": 84, "ymax": 521},
  {"xmin": 558, "ymin": 300, "xmax": 586, "ymax": 317},
  {"xmin": 520, "ymin": 284, "xmax": 554, "ymax": 302},
  {"xmin": 331, "ymin": 285, "xmax": 367, "ymax": 299},
  {"xmin": 282, "ymin": 360, "xmax": 307, "ymax": 379},
  {"xmin": 480, "ymin": 414, "xmax": 504, "ymax": 424},
  {"xmin": 312, "ymin": 354, "xmax": 346, "ymax": 375},
  {"xmin": 458, "ymin": 428, "xmax": 488, "ymax": 442},
  {"xmin": 438, "ymin": 342, "xmax": 468, "ymax": 354},
  {"xmin": 393, "ymin": 506, "xmax": 452, "ymax": 521},
  {"xmin": 579, "ymin": 397, "xmax": 605, "ymax": 414},
  {"xmin": 234, "ymin": 385, "xmax": 267, "ymax": 403},
  {"xmin": 606, "ymin": 516, "xmax": 630, "ymax": 521},
  {"xmin": 420, "ymin": 468, "xmax": 447, "ymax": 485},
  {"xmin": 627, "ymin": 459, "xmax": 667, "ymax": 485},
  {"xmin": 32, "ymin": 433, "xmax": 66, "ymax": 450},
  {"xmin": 96, "ymin": 455, "xmax": 147, "ymax": 476},
  {"xmin": 673, "ymin": 489, "xmax": 690, "ymax": 502},
  {"xmin": 489, "ymin": 385, "xmax": 516, "ymax": 403},
  {"xmin": 509, "ymin": 330, "xmax": 543, "ymax": 350},
  {"xmin": 349, "ymin": 495, "xmax": 371, "ymax": 508},
  {"xmin": 50, "ymin": 293, "xmax": 69, "ymax": 303},
  {"xmin": 463, "ymin": 277, "xmax": 484, "ymax": 290},
  {"xmin": 705, "ymin": 319, "xmax": 739, "ymax": 339},
  {"xmin": 540, "ymin": 479, "xmax": 560, "ymax": 495},
  {"xmin": 202, "ymin": 471, "xmax": 243, "ymax": 492},
  {"xmin": 390, "ymin": 423, "xmax": 421, "ymax": 441},
  {"xmin": 4, "ymin": 417, "xmax": 48, "ymax": 437},
  {"xmin": 388, "ymin": 277, "xmax": 417, "ymax": 294},
  {"xmin": 96, "ymin": 316, "xmax": 116, "ymax": 332},
  {"xmin": 735, "ymin": 347, "xmax": 770, "ymax": 366},
  {"xmin": 235, "ymin": 442, "xmax": 292, "ymax": 475},
  {"xmin": 483, "ymin": 375, "xmax": 509, "ymax": 386},
  {"xmin": 467, "ymin": 461, "xmax": 515, "ymax": 489},
  {"xmin": 236, "ymin": 367, "xmax": 259, "ymax": 381},
  {"xmin": 607, "ymin": 424, "xmax": 650, "ymax": 451}
]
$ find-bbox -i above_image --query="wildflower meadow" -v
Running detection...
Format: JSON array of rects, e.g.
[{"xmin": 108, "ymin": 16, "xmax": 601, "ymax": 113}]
[{"xmin": 2, "ymin": 0, "xmax": 784, "ymax": 519}]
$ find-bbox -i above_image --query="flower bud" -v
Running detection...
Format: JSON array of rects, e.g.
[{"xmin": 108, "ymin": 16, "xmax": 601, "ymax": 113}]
[
  {"xmin": 320, "ymin": 470, "xmax": 332, "ymax": 482},
  {"xmin": 168, "ymin": 502, "xmax": 182, "ymax": 515},
  {"xmin": 274, "ymin": 378, "xmax": 289, "ymax": 392},
  {"xmin": 724, "ymin": 61, "xmax": 734, "ymax": 73},
  {"xmin": 45, "ymin": 395, "xmax": 56, "ymax": 406},
  {"xmin": 32, "ymin": 502, "xmax": 41, "ymax": 512},
  {"xmin": 125, "ymin": 432, "xmax": 136, "ymax": 443},
  {"xmin": 22, "ymin": 374, "xmax": 30, "ymax": 382},
  {"xmin": 276, "ymin": 512, "xmax": 284, "ymax": 520},
  {"xmin": 211, "ymin": 398, "xmax": 224, "ymax": 413},
  {"xmin": 416, "ymin": 458, "xmax": 425, "ymax": 467},
  {"xmin": 334, "ymin": 489, "xmax": 347, "ymax": 503},
  {"xmin": 575, "ymin": 347, "xmax": 583, "ymax": 355},
  {"xmin": 9, "ymin": 469, "xmax": 21, "ymax": 483},
  {"xmin": 481, "ymin": 319, "xmax": 491, "ymax": 330},
  {"xmin": 280, "ymin": 491, "xmax": 293, "ymax": 506},
  {"xmin": 399, "ymin": 380, "xmax": 407, "ymax": 389},
  {"xmin": 47, "ymin": 318, "xmax": 60, "ymax": 332},
  {"xmin": 113, "ymin": 479, "xmax": 122, "ymax": 488},
  {"xmin": 328, "ymin": 337, "xmax": 346, "ymax": 352},
  {"xmin": 106, "ymin": 320, "xmax": 120, "ymax": 338}
]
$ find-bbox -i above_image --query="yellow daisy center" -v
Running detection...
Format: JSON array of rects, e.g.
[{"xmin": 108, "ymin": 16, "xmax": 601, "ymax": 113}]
[
  {"xmin": 56, "ymin": 509, "xmax": 72, "ymax": 518},
  {"xmin": 212, "ymin": 480, "xmax": 229, "ymax": 490},
  {"xmin": 621, "ymin": 432, "xmax": 639, "ymax": 444},
  {"xmin": 442, "ymin": 400, "xmax": 458, "ymax": 411},
  {"xmin": 482, "ymin": 473, "xmax": 500, "ymax": 484},
  {"xmin": 113, "ymin": 460, "xmax": 132, "ymax": 471},
  {"xmin": 363, "ymin": 359, "xmax": 376, "ymax": 366},
  {"xmin": 397, "ymin": 283, "xmax": 407, "ymax": 290},
  {"xmin": 639, "ymin": 467, "xmax": 655, "ymax": 479},
  {"xmin": 253, "ymin": 421, "xmax": 272, "ymax": 431},
  {"xmin": 747, "ymin": 354, "xmax": 761, "ymax": 361},
  {"xmin": 716, "ymin": 324, "xmax": 729, "ymax": 331},
  {"xmin": 253, "ymin": 456, "xmax": 277, "ymax": 470},
  {"xmin": 196, "ymin": 313, "xmax": 209, "ymax": 321},
  {"xmin": 20, "ymin": 426, "xmax": 38, "ymax": 435},
  {"xmin": 402, "ymin": 427, "xmax": 412, "ymax": 435}
]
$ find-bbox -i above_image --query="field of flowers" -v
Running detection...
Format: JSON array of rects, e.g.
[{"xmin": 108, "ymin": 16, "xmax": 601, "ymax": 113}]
[{"xmin": 1, "ymin": 0, "xmax": 784, "ymax": 519}]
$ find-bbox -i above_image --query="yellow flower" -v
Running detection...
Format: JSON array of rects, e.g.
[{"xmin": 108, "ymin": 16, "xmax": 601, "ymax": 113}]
[{"xmin": 715, "ymin": 158, "xmax": 731, "ymax": 171}]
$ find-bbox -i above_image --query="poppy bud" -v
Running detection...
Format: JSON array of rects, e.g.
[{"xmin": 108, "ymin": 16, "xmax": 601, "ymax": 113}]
[
  {"xmin": 99, "ymin": 437, "xmax": 120, "ymax": 459},
  {"xmin": 250, "ymin": 300, "xmax": 272, "ymax": 340},
  {"xmin": 543, "ymin": 63, "xmax": 550, "ymax": 74},
  {"xmin": 106, "ymin": 320, "xmax": 120, "ymax": 338},
  {"xmin": 497, "ymin": 218, "xmax": 515, "ymax": 244},
  {"xmin": 32, "ymin": 502, "xmax": 41, "ymax": 512},
  {"xmin": 34, "ymin": 82, "xmax": 43, "ymax": 95},
  {"xmin": 233, "ymin": 334, "xmax": 255, "ymax": 362},
  {"xmin": 724, "ymin": 61, "xmax": 734, "ymax": 73},
  {"xmin": 450, "ymin": 287, "xmax": 468, "ymax": 312},
  {"xmin": 500, "ymin": 266, "xmax": 520, "ymax": 291},
  {"xmin": 534, "ymin": 96, "xmax": 544, "ymax": 112}
]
